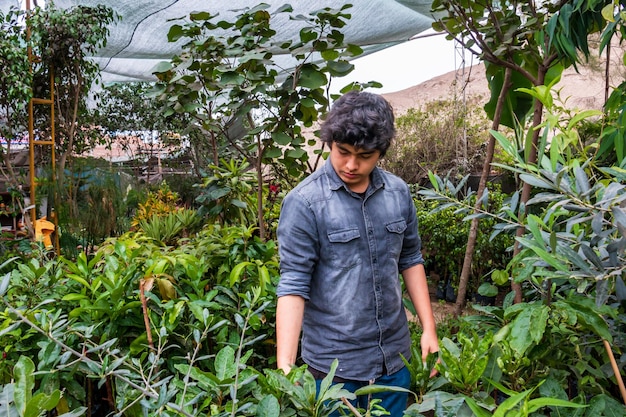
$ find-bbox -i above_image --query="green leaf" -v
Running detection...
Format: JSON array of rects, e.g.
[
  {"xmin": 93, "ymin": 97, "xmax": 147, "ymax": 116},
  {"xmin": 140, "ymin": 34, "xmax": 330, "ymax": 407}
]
[
  {"xmin": 230, "ymin": 261, "xmax": 253, "ymax": 287},
  {"xmin": 602, "ymin": 2, "xmax": 615, "ymax": 22},
  {"xmin": 14, "ymin": 356, "xmax": 35, "ymax": 416},
  {"xmin": 298, "ymin": 65, "xmax": 327, "ymax": 89},
  {"xmin": 256, "ymin": 395, "xmax": 280, "ymax": 417},
  {"xmin": 24, "ymin": 391, "xmax": 61, "ymax": 417},
  {"xmin": 0, "ymin": 271, "xmax": 11, "ymax": 297},
  {"xmin": 463, "ymin": 395, "xmax": 492, "ymax": 417},
  {"xmin": 519, "ymin": 173, "xmax": 557, "ymax": 190},
  {"xmin": 493, "ymin": 389, "xmax": 533, "ymax": 417},
  {"xmin": 320, "ymin": 49, "xmax": 339, "ymax": 61},
  {"xmin": 326, "ymin": 60, "xmax": 354, "ymax": 77},
  {"xmin": 299, "ymin": 27, "xmax": 317, "ymax": 43},
  {"xmin": 354, "ymin": 384, "xmax": 413, "ymax": 396},
  {"xmin": 526, "ymin": 397, "xmax": 587, "ymax": 412},
  {"xmin": 567, "ymin": 109, "xmax": 602, "ymax": 130},
  {"xmin": 220, "ymin": 71, "xmax": 244, "ymax": 85},
  {"xmin": 492, "ymin": 270, "xmax": 509, "ymax": 286},
  {"xmin": 516, "ymin": 236, "xmax": 568, "ymax": 272},
  {"xmin": 507, "ymin": 303, "xmax": 548, "ymax": 355},
  {"xmin": 189, "ymin": 11, "xmax": 212, "ymax": 21},
  {"xmin": 215, "ymin": 346, "xmax": 237, "ymax": 381},
  {"xmin": 167, "ymin": 25, "xmax": 185, "ymax": 42},
  {"xmin": 562, "ymin": 298, "xmax": 612, "ymax": 341},
  {"xmin": 478, "ymin": 282, "xmax": 498, "ymax": 297},
  {"xmin": 272, "ymin": 131, "xmax": 292, "ymax": 146},
  {"xmin": 56, "ymin": 407, "xmax": 88, "ymax": 417},
  {"xmin": 286, "ymin": 148, "xmax": 307, "ymax": 159},
  {"xmin": 263, "ymin": 147, "xmax": 283, "ymax": 158}
]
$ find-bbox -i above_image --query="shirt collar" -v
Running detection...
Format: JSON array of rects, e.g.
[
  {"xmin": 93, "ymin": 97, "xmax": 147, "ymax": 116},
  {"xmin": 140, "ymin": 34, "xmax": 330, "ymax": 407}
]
[{"xmin": 323, "ymin": 161, "xmax": 385, "ymax": 193}]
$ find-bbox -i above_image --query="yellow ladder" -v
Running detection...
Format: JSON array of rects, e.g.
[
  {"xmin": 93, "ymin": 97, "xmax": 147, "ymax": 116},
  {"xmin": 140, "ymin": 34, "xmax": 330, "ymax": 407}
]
[{"xmin": 26, "ymin": 0, "xmax": 59, "ymax": 254}]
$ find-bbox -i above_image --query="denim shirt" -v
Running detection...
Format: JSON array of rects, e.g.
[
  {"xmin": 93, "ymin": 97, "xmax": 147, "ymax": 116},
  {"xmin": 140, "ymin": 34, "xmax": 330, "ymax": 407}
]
[{"xmin": 276, "ymin": 162, "xmax": 424, "ymax": 381}]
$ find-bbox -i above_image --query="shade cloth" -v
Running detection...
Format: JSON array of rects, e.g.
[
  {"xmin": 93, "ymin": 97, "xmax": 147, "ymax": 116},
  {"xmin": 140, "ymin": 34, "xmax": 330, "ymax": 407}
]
[{"xmin": 0, "ymin": 0, "xmax": 438, "ymax": 82}]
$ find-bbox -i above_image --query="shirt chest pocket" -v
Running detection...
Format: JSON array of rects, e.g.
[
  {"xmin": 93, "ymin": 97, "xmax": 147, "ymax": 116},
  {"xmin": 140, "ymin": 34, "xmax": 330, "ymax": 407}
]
[
  {"xmin": 327, "ymin": 228, "xmax": 362, "ymax": 271},
  {"xmin": 385, "ymin": 219, "xmax": 407, "ymax": 258}
]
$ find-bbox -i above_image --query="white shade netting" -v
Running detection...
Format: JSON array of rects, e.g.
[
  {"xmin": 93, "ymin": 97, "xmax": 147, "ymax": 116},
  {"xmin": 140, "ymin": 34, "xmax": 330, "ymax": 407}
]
[{"xmin": 0, "ymin": 0, "xmax": 439, "ymax": 83}]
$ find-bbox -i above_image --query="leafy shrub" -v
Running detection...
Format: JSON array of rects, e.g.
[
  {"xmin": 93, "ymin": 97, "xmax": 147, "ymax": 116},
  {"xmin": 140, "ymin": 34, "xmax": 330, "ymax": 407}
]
[
  {"xmin": 381, "ymin": 97, "xmax": 499, "ymax": 184},
  {"xmin": 132, "ymin": 181, "xmax": 181, "ymax": 227},
  {"xmin": 0, "ymin": 222, "xmax": 285, "ymax": 415},
  {"xmin": 195, "ymin": 159, "xmax": 258, "ymax": 226},
  {"xmin": 415, "ymin": 181, "xmax": 514, "ymax": 296}
]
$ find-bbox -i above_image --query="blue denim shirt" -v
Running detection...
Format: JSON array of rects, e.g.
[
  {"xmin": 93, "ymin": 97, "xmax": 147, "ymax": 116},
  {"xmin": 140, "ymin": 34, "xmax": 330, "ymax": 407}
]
[{"xmin": 276, "ymin": 162, "xmax": 424, "ymax": 381}]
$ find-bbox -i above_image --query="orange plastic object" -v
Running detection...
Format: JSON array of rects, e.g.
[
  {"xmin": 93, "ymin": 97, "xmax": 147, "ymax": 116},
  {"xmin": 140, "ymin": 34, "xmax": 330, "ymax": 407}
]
[{"xmin": 35, "ymin": 216, "xmax": 55, "ymax": 249}]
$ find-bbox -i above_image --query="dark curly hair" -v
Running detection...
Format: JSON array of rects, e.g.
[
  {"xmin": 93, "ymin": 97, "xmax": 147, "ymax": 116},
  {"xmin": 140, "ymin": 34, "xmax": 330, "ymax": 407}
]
[{"xmin": 320, "ymin": 90, "xmax": 395, "ymax": 157}]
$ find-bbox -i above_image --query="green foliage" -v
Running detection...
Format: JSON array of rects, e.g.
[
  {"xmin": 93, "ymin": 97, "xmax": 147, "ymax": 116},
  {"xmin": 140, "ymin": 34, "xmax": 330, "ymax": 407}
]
[
  {"xmin": 0, "ymin": 356, "xmax": 85, "ymax": 417},
  {"xmin": 27, "ymin": 3, "xmax": 118, "ymax": 159},
  {"xmin": 0, "ymin": 7, "xmax": 31, "ymax": 175},
  {"xmin": 260, "ymin": 360, "xmax": 356, "ymax": 416},
  {"xmin": 94, "ymin": 82, "xmax": 197, "ymax": 176},
  {"xmin": 438, "ymin": 330, "xmax": 494, "ymax": 395},
  {"xmin": 137, "ymin": 209, "xmax": 202, "ymax": 245},
  {"xmin": 432, "ymin": 0, "xmax": 610, "ymax": 127},
  {"xmin": 406, "ymin": 41, "xmax": 626, "ymax": 411},
  {"xmin": 599, "ymin": 80, "xmax": 626, "ymax": 164},
  {"xmin": 152, "ymin": 4, "xmax": 363, "ymax": 178},
  {"xmin": 416, "ymin": 179, "xmax": 514, "ymax": 294},
  {"xmin": 0, "ymin": 218, "xmax": 368, "ymax": 416},
  {"xmin": 44, "ymin": 159, "xmax": 136, "ymax": 257},
  {"xmin": 151, "ymin": 4, "xmax": 369, "ymax": 238},
  {"xmin": 407, "ymin": 292, "xmax": 621, "ymax": 416},
  {"xmin": 2, "ymin": 1, "xmax": 626, "ymax": 415},
  {"xmin": 1, "ymin": 3, "xmax": 121, "ymax": 255},
  {"xmin": 132, "ymin": 182, "xmax": 182, "ymax": 226},
  {"xmin": 195, "ymin": 159, "xmax": 257, "ymax": 226},
  {"xmin": 402, "ymin": 347, "xmax": 440, "ymax": 400},
  {"xmin": 381, "ymin": 98, "xmax": 495, "ymax": 184}
]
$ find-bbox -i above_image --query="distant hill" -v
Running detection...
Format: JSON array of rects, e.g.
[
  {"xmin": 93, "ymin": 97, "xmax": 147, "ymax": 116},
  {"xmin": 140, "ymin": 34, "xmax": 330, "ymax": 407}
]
[{"xmin": 383, "ymin": 51, "xmax": 624, "ymax": 115}]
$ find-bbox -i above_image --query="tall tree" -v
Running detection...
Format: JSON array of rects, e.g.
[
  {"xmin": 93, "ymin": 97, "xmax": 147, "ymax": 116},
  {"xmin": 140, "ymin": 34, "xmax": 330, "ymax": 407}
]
[
  {"xmin": 95, "ymin": 82, "xmax": 200, "ymax": 180},
  {"xmin": 152, "ymin": 4, "xmax": 370, "ymax": 240},
  {"xmin": 0, "ymin": 8, "xmax": 31, "ymax": 190},
  {"xmin": 28, "ymin": 3, "xmax": 117, "ymax": 216},
  {"xmin": 431, "ymin": 0, "xmax": 612, "ymax": 312}
]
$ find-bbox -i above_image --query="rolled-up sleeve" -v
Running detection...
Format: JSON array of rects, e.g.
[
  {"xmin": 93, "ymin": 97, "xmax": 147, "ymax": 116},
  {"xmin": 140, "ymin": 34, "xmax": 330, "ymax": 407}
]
[{"xmin": 276, "ymin": 190, "xmax": 319, "ymax": 299}]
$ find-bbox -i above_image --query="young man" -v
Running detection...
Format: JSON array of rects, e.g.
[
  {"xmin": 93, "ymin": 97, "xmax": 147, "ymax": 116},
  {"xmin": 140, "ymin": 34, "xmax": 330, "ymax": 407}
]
[{"xmin": 276, "ymin": 91, "xmax": 438, "ymax": 415}]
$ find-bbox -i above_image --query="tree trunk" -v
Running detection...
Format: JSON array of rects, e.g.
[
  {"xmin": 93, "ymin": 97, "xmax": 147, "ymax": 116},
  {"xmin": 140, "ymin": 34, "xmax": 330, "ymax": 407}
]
[
  {"xmin": 511, "ymin": 68, "xmax": 546, "ymax": 303},
  {"xmin": 511, "ymin": 92, "xmax": 545, "ymax": 304},
  {"xmin": 454, "ymin": 67, "xmax": 513, "ymax": 316},
  {"xmin": 246, "ymin": 112, "xmax": 266, "ymax": 241}
]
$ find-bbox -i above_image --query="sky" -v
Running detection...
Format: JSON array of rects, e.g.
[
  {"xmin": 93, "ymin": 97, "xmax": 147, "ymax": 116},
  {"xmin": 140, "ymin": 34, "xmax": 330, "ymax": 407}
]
[{"xmin": 332, "ymin": 30, "xmax": 464, "ymax": 95}]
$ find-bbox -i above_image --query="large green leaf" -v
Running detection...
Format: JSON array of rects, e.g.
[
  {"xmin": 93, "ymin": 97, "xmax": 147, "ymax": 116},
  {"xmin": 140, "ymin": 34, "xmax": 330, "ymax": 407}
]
[
  {"xmin": 24, "ymin": 391, "xmax": 61, "ymax": 417},
  {"xmin": 256, "ymin": 395, "xmax": 280, "ymax": 417},
  {"xmin": 14, "ymin": 356, "xmax": 35, "ymax": 417},
  {"xmin": 484, "ymin": 63, "xmax": 533, "ymax": 129},
  {"xmin": 298, "ymin": 65, "xmax": 328, "ymax": 89},
  {"xmin": 215, "ymin": 346, "xmax": 237, "ymax": 381},
  {"xmin": 507, "ymin": 303, "xmax": 549, "ymax": 356}
]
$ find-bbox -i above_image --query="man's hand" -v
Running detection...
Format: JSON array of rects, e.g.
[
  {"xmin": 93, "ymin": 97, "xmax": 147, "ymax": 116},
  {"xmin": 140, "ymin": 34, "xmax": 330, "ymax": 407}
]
[{"xmin": 421, "ymin": 329, "xmax": 440, "ymax": 377}]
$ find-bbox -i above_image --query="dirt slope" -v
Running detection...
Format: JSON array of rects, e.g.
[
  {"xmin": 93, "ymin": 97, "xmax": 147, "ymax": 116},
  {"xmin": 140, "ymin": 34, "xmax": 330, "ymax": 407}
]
[{"xmin": 383, "ymin": 53, "xmax": 624, "ymax": 115}]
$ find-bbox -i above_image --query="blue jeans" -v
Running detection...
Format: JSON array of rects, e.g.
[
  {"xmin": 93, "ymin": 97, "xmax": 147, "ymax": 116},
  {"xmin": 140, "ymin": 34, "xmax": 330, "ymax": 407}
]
[{"xmin": 315, "ymin": 366, "xmax": 411, "ymax": 417}]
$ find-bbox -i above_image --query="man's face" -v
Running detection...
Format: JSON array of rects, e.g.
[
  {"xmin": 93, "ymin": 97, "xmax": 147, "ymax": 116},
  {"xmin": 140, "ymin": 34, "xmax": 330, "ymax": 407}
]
[{"xmin": 329, "ymin": 142, "xmax": 381, "ymax": 193}]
